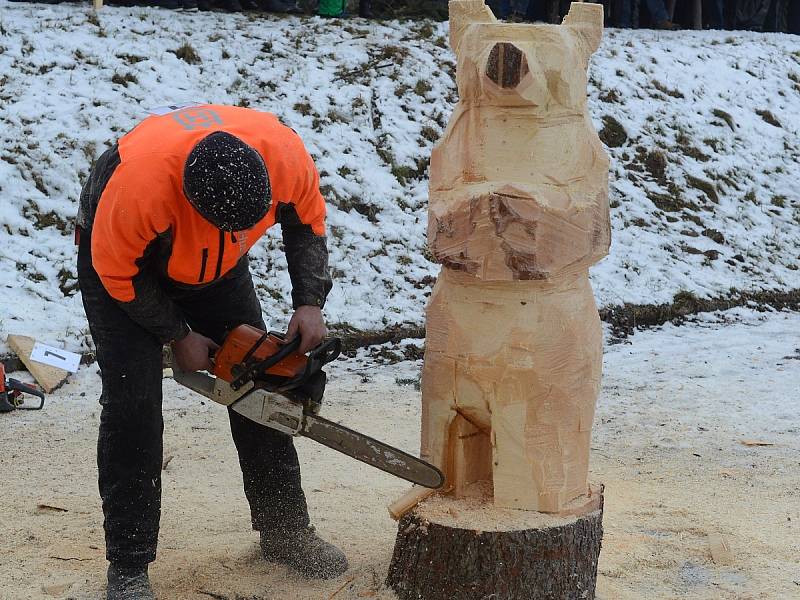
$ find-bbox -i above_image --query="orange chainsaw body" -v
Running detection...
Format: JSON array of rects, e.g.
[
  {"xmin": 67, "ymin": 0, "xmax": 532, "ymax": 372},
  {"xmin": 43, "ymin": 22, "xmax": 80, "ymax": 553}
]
[{"xmin": 213, "ymin": 325, "xmax": 307, "ymax": 382}]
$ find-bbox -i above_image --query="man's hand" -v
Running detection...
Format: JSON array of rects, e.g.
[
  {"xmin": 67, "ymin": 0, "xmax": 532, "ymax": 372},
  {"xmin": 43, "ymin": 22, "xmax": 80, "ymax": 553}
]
[
  {"xmin": 286, "ymin": 305, "xmax": 327, "ymax": 354},
  {"xmin": 172, "ymin": 331, "xmax": 219, "ymax": 372}
]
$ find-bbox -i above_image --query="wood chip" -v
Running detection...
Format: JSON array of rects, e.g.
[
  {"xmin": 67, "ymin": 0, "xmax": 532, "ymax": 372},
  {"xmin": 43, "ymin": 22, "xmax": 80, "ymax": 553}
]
[
  {"xmin": 47, "ymin": 543, "xmax": 100, "ymax": 562},
  {"xmin": 197, "ymin": 591, "xmax": 228, "ymax": 600},
  {"xmin": 387, "ymin": 485, "xmax": 441, "ymax": 520},
  {"xmin": 42, "ymin": 582, "xmax": 75, "ymax": 596},
  {"xmin": 740, "ymin": 440, "xmax": 774, "ymax": 447},
  {"xmin": 36, "ymin": 504, "xmax": 68, "ymax": 514},
  {"xmin": 401, "ymin": 523, "xmax": 417, "ymax": 535},
  {"xmin": 328, "ymin": 576, "xmax": 355, "ymax": 599},
  {"xmin": 708, "ymin": 532, "xmax": 734, "ymax": 565}
]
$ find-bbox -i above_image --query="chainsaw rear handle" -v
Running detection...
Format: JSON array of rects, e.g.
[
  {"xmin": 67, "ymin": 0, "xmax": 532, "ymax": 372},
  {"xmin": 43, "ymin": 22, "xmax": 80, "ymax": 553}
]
[
  {"xmin": 306, "ymin": 338, "xmax": 341, "ymax": 373},
  {"xmin": 6, "ymin": 378, "xmax": 45, "ymax": 410},
  {"xmin": 268, "ymin": 338, "xmax": 341, "ymax": 401}
]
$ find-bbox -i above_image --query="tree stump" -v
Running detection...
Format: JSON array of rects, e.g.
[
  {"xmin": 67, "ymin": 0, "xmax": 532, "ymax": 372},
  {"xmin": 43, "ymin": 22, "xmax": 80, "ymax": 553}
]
[{"xmin": 387, "ymin": 485, "xmax": 604, "ymax": 600}]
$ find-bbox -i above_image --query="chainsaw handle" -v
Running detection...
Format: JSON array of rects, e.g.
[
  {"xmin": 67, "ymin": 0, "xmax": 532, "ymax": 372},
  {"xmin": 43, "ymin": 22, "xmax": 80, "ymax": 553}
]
[
  {"xmin": 6, "ymin": 378, "xmax": 45, "ymax": 410},
  {"xmin": 274, "ymin": 338, "xmax": 341, "ymax": 396},
  {"xmin": 7, "ymin": 379, "xmax": 44, "ymax": 400},
  {"xmin": 308, "ymin": 338, "xmax": 341, "ymax": 369}
]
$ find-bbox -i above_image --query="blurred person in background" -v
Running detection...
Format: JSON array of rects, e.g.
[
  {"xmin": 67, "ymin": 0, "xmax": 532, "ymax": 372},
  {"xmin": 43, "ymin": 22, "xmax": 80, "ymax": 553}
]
[
  {"xmin": 488, "ymin": 0, "xmax": 512, "ymax": 18},
  {"xmin": 789, "ymin": 0, "xmax": 800, "ymax": 33},
  {"xmin": 763, "ymin": 0, "xmax": 792, "ymax": 32},
  {"xmin": 704, "ymin": 0, "xmax": 726, "ymax": 28},
  {"xmin": 525, "ymin": 0, "xmax": 569, "ymax": 22},
  {"xmin": 615, "ymin": 0, "xmax": 675, "ymax": 28},
  {"xmin": 523, "ymin": 0, "xmax": 607, "ymax": 23},
  {"xmin": 729, "ymin": 0, "xmax": 769, "ymax": 29},
  {"xmin": 257, "ymin": 0, "xmax": 302, "ymax": 12},
  {"xmin": 318, "ymin": 0, "xmax": 371, "ymax": 17}
]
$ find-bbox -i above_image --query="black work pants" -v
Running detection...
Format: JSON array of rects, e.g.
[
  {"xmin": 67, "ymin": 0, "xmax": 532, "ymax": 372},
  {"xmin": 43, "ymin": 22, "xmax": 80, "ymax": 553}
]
[{"xmin": 77, "ymin": 235, "xmax": 309, "ymax": 567}]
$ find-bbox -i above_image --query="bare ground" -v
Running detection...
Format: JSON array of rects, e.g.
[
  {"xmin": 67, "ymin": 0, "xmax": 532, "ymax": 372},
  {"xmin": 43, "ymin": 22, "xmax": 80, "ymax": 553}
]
[{"xmin": 2, "ymin": 312, "xmax": 799, "ymax": 600}]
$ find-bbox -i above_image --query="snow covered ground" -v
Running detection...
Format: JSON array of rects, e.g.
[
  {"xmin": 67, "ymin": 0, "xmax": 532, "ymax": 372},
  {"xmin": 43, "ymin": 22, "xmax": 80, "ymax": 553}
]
[
  {"xmin": 2, "ymin": 307, "xmax": 798, "ymax": 599},
  {"xmin": 0, "ymin": 3, "xmax": 799, "ymax": 355}
]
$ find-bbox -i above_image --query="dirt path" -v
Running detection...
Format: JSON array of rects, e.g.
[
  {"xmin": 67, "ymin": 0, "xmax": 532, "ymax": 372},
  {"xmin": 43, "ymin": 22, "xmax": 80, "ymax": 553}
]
[{"xmin": 2, "ymin": 311, "xmax": 798, "ymax": 599}]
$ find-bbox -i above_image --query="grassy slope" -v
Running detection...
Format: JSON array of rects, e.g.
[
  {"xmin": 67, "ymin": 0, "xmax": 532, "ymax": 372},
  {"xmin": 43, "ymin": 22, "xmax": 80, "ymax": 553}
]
[{"xmin": 0, "ymin": 3, "xmax": 798, "ymax": 354}]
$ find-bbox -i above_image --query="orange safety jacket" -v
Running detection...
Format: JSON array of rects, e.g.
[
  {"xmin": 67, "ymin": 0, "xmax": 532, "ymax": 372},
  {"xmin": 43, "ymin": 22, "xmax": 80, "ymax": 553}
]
[{"xmin": 77, "ymin": 104, "xmax": 331, "ymax": 343}]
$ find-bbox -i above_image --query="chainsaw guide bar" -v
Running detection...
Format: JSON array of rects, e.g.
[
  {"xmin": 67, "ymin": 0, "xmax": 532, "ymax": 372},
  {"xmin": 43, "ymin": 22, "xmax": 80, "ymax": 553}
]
[
  {"xmin": 303, "ymin": 413, "xmax": 444, "ymax": 489},
  {"xmin": 171, "ymin": 327, "xmax": 444, "ymax": 490}
]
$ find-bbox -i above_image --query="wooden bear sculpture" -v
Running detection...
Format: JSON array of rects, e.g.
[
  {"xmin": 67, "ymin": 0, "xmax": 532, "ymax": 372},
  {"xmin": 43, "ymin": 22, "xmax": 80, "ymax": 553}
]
[{"xmin": 421, "ymin": 0, "xmax": 610, "ymax": 513}]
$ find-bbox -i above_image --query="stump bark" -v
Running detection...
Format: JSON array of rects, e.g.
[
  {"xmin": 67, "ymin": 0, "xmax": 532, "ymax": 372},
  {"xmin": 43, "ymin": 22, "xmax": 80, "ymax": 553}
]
[{"xmin": 386, "ymin": 486, "xmax": 604, "ymax": 600}]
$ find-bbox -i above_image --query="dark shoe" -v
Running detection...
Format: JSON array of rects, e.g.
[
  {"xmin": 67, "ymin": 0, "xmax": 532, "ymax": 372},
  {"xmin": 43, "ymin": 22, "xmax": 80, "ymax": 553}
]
[
  {"xmin": 106, "ymin": 564, "xmax": 154, "ymax": 600},
  {"xmin": 261, "ymin": 0, "xmax": 300, "ymax": 12},
  {"xmin": 358, "ymin": 0, "xmax": 372, "ymax": 18},
  {"xmin": 260, "ymin": 526, "xmax": 348, "ymax": 579}
]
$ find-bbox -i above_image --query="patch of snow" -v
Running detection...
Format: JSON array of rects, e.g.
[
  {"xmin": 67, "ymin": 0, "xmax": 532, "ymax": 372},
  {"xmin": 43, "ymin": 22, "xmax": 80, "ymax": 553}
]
[{"xmin": 0, "ymin": 4, "xmax": 798, "ymax": 353}]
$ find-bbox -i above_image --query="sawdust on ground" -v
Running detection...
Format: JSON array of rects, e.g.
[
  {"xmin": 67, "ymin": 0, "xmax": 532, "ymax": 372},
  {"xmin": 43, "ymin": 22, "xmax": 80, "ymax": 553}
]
[
  {"xmin": 414, "ymin": 481, "xmax": 602, "ymax": 532},
  {"xmin": 1, "ymin": 341, "xmax": 798, "ymax": 600}
]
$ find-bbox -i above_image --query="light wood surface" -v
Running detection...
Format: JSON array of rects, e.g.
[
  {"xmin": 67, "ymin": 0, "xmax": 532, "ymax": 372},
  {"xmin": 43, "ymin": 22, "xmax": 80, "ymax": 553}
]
[
  {"xmin": 6, "ymin": 335, "xmax": 71, "ymax": 393},
  {"xmin": 388, "ymin": 486, "xmax": 441, "ymax": 520},
  {"xmin": 708, "ymin": 532, "xmax": 735, "ymax": 565},
  {"xmin": 413, "ymin": 1, "xmax": 611, "ymax": 514}
]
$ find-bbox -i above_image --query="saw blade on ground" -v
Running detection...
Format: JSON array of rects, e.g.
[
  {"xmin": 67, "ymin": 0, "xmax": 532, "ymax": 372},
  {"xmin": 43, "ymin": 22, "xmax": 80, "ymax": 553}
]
[{"xmin": 303, "ymin": 414, "xmax": 444, "ymax": 489}]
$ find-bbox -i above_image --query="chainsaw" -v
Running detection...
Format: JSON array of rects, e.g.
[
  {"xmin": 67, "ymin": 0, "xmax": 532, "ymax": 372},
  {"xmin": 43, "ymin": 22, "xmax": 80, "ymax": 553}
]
[
  {"xmin": 0, "ymin": 363, "xmax": 45, "ymax": 413},
  {"xmin": 172, "ymin": 325, "xmax": 444, "ymax": 489}
]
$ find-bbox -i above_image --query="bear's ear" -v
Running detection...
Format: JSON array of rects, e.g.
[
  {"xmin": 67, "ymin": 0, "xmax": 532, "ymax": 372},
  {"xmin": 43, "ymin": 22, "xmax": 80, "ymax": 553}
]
[
  {"xmin": 562, "ymin": 2, "xmax": 604, "ymax": 64},
  {"xmin": 449, "ymin": 0, "xmax": 497, "ymax": 54}
]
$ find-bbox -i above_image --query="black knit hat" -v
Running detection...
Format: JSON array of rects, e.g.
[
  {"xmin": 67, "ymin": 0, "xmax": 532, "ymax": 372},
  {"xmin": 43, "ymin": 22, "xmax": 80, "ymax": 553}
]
[{"xmin": 183, "ymin": 132, "xmax": 271, "ymax": 231}]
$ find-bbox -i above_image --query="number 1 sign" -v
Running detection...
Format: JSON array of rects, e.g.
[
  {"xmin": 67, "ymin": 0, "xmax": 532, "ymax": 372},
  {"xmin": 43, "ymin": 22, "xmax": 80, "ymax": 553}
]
[{"xmin": 29, "ymin": 343, "xmax": 81, "ymax": 374}]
